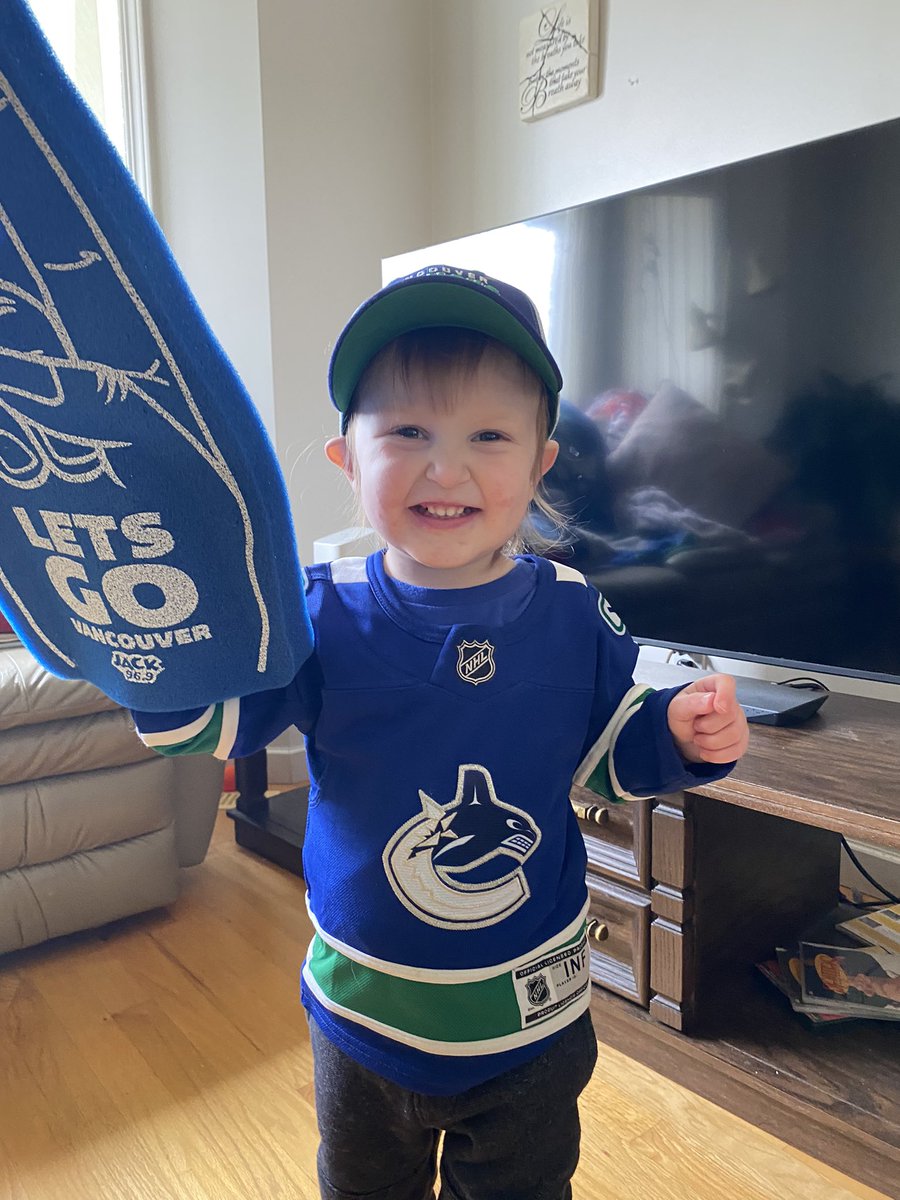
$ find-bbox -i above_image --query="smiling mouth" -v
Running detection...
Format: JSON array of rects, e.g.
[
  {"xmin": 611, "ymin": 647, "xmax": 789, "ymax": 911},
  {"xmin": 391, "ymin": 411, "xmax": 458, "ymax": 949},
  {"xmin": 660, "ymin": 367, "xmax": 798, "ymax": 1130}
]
[{"xmin": 412, "ymin": 504, "xmax": 479, "ymax": 519}]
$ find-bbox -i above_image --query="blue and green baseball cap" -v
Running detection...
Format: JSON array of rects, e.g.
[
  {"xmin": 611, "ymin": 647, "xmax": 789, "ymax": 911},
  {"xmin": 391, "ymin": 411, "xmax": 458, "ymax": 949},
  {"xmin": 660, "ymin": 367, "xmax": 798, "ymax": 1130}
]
[{"xmin": 328, "ymin": 265, "xmax": 563, "ymax": 433}]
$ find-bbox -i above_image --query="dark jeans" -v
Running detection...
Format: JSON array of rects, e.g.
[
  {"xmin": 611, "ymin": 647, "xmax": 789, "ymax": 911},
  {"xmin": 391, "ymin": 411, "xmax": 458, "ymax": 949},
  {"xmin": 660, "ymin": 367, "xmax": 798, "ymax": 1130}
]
[{"xmin": 309, "ymin": 1011, "xmax": 598, "ymax": 1200}]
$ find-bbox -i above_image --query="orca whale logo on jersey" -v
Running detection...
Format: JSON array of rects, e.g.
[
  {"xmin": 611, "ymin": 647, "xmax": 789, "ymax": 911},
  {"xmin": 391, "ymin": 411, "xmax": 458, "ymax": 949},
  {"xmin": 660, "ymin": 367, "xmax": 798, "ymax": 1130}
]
[
  {"xmin": 383, "ymin": 763, "xmax": 541, "ymax": 929},
  {"xmin": 456, "ymin": 639, "xmax": 496, "ymax": 685}
]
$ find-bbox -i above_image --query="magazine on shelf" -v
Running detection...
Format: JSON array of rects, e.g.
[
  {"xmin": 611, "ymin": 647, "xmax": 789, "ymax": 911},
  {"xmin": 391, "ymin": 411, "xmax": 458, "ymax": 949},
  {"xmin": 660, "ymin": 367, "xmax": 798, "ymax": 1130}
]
[
  {"xmin": 837, "ymin": 903, "xmax": 900, "ymax": 956},
  {"xmin": 755, "ymin": 953, "xmax": 856, "ymax": 1025},
  {"xmin": 797, "ymin": 941, "xmax": 900, "ymax": 1020}
]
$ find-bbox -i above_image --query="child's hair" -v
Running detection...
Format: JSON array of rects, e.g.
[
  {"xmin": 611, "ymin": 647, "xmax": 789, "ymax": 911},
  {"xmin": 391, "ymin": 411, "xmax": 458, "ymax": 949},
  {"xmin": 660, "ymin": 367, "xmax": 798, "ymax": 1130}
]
[{"xmin": 341, "ymin": 327, "xmax": 568, "ymax": 556}]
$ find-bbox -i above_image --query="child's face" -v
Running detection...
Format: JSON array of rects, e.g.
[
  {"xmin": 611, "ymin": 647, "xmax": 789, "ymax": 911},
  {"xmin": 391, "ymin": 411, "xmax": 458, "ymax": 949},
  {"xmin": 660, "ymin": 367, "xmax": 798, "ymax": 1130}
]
[{"xmin": 326, "ymin": 355, "xmax": 558, "ymax": 588}]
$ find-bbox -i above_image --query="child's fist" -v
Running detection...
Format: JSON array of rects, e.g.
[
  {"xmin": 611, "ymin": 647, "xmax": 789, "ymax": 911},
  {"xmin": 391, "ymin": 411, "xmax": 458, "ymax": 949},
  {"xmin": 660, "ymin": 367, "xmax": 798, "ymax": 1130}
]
[{"xmin": 666, "ymin": 674, "xmax": 749, "ymax": 765}]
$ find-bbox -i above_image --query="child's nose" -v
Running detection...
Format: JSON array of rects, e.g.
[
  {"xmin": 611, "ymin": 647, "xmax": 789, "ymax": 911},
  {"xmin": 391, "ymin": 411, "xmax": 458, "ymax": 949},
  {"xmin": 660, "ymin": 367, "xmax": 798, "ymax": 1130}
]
[{"xmin": 425, "ymin": 448, "xmax": 471, "ymax": 488}]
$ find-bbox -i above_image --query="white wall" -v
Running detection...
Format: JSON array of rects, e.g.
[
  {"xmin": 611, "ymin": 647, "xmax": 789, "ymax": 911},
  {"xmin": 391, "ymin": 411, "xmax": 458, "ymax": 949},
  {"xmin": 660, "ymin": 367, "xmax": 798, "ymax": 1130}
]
[
  {"xmin": 142, "ymin": 0, "xmax": 276, "ymax": 434},
  {"xmin": 428, "ymin": 0, "xmax": 900, "ymax": 245},
  {"xmin": 256, "ymin": 0, "xmax": 432, "ymax": 562}
]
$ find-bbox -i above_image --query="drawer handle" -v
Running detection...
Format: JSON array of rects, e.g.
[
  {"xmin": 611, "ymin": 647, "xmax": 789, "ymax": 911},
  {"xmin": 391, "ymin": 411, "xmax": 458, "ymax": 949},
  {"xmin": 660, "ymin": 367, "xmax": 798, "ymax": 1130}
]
[
  {"xmin": 586, "ymin": 919, "xmax": 609, "ymax": 944},
  {"xmin": 572, "ymin": 802, "xmax": 609, "ymax": 825}
]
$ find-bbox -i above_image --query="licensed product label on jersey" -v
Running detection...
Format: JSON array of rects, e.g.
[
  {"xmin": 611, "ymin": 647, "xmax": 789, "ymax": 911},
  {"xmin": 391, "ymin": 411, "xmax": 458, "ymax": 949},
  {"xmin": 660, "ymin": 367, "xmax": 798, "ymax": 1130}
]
[{"xmin": 512, "ymin": 930, "xmax": 589, "ymax": 1027}]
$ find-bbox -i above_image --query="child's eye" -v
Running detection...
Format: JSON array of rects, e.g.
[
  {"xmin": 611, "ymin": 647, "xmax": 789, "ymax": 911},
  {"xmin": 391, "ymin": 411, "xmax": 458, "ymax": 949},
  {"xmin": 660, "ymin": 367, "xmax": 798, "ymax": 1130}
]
[
  {"xmin": 474, "ymin": 430, "xmax": 508, "ymax": 443},
  {"xmin": 392, "ymin": 426, "xmax": 424, "ymax": 439}
]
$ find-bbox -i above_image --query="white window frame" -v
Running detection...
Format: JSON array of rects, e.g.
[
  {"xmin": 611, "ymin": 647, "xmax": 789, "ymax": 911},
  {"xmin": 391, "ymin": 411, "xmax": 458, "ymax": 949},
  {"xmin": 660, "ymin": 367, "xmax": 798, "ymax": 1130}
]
[{"xmin": 117, "ymin": 0, "xmax": 153, "ymax": 207}]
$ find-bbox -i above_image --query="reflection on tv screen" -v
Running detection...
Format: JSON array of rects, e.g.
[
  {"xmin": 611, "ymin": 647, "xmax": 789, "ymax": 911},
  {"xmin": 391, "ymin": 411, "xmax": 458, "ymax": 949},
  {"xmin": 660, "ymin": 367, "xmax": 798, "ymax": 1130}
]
[{"xmin": 387, "ymin": 118, "xmax": 900, "ymax": 682}]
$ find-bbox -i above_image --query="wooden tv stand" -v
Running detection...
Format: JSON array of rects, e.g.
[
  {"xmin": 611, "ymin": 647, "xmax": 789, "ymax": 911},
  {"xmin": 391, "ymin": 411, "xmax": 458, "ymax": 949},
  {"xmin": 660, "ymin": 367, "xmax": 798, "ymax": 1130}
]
[{"xmin": 581, "ymin": 663, "xmax": 899, "ymax": 1197}]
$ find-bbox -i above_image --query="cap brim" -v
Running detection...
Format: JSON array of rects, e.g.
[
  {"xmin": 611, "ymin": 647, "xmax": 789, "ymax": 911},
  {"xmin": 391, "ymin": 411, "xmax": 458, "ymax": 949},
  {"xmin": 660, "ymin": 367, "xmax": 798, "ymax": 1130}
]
[{"xmin": 329, "ymin": 278, "xmax": 562, "ymax": 427}]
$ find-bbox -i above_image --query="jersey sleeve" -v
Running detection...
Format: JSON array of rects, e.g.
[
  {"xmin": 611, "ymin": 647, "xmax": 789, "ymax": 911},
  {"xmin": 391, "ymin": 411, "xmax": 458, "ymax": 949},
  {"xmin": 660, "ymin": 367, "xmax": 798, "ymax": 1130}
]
[
  {"xmin": 574, "ymin": 586, "xmax": 734, "ymax": 802},
  {"xmin": 131, "ymin": 653, "xmax": 323, "ymax": 760}
]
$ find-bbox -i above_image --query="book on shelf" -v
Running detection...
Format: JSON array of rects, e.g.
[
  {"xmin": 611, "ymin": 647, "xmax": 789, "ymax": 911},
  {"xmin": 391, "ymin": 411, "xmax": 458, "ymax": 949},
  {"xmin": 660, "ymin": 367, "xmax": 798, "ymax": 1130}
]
[{"xmin": 837, "ymin": 903, "xmax": 900, "ymax": 956}]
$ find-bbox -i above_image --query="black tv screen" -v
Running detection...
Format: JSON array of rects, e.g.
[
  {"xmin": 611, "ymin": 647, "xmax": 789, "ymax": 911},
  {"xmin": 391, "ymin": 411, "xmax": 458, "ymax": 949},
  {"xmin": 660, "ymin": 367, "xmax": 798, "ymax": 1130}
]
[{"xmin": 386, "ymin": 117, "xmax": 900, "ymax": 685}]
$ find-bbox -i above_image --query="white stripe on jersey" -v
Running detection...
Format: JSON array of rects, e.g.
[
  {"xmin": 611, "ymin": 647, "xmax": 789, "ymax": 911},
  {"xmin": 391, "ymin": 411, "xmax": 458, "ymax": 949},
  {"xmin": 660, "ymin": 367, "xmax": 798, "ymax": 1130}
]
[
  {"xmin": 215, "ymin": 696, "xmax": 241, "ymax": 759},
  {"xmin": 138, "ymin": 705, "xmax": 216, "ymax": 747},
  {"xmin": 330, "ymin": 557, "xmax": 369, "ymax": 584},
  {"xmin": 551, "ymin": 561, "xmax": 587, "ymax": 585}
]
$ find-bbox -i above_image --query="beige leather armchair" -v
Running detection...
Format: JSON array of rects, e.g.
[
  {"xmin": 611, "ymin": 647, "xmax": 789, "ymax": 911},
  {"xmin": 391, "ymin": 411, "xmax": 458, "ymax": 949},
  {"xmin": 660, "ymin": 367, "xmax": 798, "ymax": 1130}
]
[{"xmin": 0, "ymin": 640, "xmax": 223, "ymax": 954}]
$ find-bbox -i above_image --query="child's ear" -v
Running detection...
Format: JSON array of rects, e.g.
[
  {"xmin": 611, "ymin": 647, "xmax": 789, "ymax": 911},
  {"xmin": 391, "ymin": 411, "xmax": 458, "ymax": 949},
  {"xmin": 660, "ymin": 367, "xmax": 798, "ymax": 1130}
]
[
  {"xmin": 325, "ymin": 436, "xmax": 353, "ymax": 481},
  {"xmin": 538, "ymin": 439, "xmax": 559, "ymax": 480}
]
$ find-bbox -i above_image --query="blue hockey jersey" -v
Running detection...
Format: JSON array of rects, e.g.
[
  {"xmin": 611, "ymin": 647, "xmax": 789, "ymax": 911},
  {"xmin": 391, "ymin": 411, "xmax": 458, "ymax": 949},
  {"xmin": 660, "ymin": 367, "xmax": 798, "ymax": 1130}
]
[{"xmin": 133, "ymin": 551, "xmax": 731, "ymax": 1093}]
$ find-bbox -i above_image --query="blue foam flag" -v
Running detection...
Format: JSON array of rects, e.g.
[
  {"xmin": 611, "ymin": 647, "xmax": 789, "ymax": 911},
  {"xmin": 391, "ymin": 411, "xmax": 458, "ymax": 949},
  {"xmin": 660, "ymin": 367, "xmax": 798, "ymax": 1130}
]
[{"xmin": 0, "ymin": 0, "xmax": 311, "ymax": 711}]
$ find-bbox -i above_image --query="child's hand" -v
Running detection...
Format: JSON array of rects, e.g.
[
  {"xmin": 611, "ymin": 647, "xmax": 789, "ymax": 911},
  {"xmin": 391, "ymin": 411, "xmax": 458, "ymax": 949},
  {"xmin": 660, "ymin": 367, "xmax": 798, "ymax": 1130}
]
[{"xmin": 666, "ymin": 674, "xmax": 749, "ymax": 765}]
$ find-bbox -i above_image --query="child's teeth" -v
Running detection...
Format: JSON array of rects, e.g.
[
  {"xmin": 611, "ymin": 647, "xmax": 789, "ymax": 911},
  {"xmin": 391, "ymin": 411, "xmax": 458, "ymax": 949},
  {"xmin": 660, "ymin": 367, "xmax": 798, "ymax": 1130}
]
[{"xmin": 425, "ymin": 505, "xmax": 465, "ymax": 517}]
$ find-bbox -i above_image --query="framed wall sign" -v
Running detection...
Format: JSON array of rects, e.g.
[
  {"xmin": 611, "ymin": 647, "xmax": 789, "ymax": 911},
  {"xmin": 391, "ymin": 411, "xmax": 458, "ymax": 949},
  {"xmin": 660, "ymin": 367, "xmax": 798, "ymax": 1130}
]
[{"xmin": 519, "ymin": 0, "xmax": 601, "ymax": 121}]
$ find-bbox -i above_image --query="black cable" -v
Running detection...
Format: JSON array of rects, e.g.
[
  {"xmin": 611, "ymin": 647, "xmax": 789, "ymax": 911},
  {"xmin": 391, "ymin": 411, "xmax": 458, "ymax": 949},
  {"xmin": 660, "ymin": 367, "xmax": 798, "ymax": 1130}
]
[
  {"xmin": 780, "ymin": 676, "xmax": 831, "ymax": 692},
  {"xmin": 840, "ymin": 836, "xmax": 900, "ymax": 905}
]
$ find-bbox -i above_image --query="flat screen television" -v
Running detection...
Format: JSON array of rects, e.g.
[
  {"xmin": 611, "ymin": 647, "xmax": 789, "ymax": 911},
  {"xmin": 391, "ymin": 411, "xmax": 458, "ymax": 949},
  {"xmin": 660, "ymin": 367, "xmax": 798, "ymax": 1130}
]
[{"xmin": 385, "ymin": 117, "xmax": 900, "ymax": 706}]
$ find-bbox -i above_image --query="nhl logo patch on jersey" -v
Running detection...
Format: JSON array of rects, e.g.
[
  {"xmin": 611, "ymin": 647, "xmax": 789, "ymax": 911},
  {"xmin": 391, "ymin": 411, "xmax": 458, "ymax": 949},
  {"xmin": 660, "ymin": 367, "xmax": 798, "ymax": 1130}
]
[
  {"xmin": 526, "ymin": 973, "xmax": 551, "ymax": 1007},
  {"xmin": 456, "ymin": 639, "xmax": 496, "ymax": 685}
]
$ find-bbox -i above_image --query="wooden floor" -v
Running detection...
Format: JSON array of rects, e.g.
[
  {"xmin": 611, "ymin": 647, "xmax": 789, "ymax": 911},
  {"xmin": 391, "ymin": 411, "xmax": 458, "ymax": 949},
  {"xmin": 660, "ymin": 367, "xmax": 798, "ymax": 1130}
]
[{"xmin": 0, "ymin": 813, "xmax": 891, "ymax": 1200}]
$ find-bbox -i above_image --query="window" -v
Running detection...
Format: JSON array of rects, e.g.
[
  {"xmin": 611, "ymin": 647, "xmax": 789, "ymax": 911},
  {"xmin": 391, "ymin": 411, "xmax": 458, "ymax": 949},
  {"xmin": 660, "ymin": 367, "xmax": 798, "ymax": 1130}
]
[{"xmin": 29, "ymin": 0, "xmax": 152, "ymax": 202}]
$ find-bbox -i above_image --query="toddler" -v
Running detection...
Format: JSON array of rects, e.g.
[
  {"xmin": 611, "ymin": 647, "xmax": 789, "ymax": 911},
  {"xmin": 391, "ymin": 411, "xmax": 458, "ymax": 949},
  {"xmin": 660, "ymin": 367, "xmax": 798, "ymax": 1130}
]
[{"xmin": 134, "ymin": 265, "xmax": 749, "ymax": 1200}]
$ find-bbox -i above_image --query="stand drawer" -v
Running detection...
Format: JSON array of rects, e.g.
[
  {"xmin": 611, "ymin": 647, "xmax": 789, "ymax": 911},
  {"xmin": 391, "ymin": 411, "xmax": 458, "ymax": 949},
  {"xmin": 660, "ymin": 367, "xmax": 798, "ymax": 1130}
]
[
  {"xmin": 585, "ymin": 874, "xmax": 651, "ymax": 1007},
  {"xmin": 571, "ymin": 786, "xmax": 651, "ymax": 888}
]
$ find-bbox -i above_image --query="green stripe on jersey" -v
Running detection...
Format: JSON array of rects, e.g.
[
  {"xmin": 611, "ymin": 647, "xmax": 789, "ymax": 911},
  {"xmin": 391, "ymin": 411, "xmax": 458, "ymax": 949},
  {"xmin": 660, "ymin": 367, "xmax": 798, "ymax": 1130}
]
[
  {"xmin": 574, "ymin": 686, "xmax": 653, "ymax": 803},
  {"xmin": 152, "ymin": 704, "xmax": 224, "ymax": 756},
  {"xmin": 306, "ymin": 921, "xmax": 589, "ymax": 1048},
  {"xmin": 578, "ymin": 748, "xmax": 625, "ymax": 804}
]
